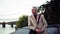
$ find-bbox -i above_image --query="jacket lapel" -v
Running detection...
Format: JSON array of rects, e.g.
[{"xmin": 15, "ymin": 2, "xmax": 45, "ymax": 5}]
[
  {"xmin": 31, "ymin": 14, "xmax": 39, "ymax": 23},
  {"xmin": 32, "ymin": 15, "xmax": 37, "ymax": 22},
  {"xmin": 37, "ymin": 14, "xmax": 39, "ymax": 22}
]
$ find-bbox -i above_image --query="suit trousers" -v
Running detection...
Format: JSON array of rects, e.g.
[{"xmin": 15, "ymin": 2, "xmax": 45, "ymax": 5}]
[{"xmin": 29, "ymin": 29, "xmax": 43, "ymax": 34}]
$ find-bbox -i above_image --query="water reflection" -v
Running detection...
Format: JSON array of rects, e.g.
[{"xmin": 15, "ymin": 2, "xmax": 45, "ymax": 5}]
[{"xmin": 0, "ymin": 24, "xmax": 15, "ymax": 34}]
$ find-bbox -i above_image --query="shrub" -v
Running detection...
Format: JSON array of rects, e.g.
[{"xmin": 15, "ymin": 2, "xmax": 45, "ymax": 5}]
[{"xmin": 16, "ymin": 15, "xmax": 28, "ymax": 28}]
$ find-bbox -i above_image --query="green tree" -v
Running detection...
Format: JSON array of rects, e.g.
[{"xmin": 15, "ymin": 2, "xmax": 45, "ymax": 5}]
[
  {"xmin": 38, "ymin": 0, "xmax": 60, "ymax": 25},
  {"xmin": 16, "ymin": 15, "xmax": 28, "ymax": 28},
  {"xmin": 38, "ymin": 4, "xmax": 45, "ymax": 13}
]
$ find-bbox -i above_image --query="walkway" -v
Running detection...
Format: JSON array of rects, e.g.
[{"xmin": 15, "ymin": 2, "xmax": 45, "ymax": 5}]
[{"xmin": 10, "ymin": 25, "xmax": 60, "ymax": 34}]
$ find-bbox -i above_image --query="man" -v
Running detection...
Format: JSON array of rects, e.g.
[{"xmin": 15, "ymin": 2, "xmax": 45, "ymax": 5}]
[{"xmin": 28, "ymin": 7, "xmax": 48, "ymax": 34}]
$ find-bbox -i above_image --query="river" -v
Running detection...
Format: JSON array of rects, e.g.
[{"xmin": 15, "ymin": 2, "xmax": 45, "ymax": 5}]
[{"xmin": 0, "ymin": 24, "xmax": 15, "ymax": 34}]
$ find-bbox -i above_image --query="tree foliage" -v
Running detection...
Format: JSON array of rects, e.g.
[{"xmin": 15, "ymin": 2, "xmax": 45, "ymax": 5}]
[
  {"xmin": 38, "ymin": 0, "xmax": 60, "ymax": 25},
  {"xmin": 16, "ymin": 15, "xmax": 28, "ymax": 28}
]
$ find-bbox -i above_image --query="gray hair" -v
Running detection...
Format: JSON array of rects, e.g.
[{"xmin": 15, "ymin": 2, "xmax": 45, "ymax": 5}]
[{"xmin": 32, "ymin": 6, "xmax": 38, "ymax": 10}]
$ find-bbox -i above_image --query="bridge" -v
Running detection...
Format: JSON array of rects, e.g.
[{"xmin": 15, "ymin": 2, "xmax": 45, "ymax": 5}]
[{"xmin": 0, "ymin": 21, "xmax": 17, "ymax": 27}]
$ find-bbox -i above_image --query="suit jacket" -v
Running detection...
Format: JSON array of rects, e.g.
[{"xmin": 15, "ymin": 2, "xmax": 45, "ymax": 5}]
[{"xmin": 28, "ymin": 14, "xmax": 48, "ymax": 34}]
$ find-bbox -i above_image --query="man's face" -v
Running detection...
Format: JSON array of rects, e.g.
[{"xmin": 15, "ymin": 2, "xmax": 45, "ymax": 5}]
[{"xmin": 32, "ymin": 9, "xmax": 37, "ymax": 14}]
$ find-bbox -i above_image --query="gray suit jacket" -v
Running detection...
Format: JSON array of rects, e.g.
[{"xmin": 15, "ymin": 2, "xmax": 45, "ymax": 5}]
[{"xmin": 28, "ymin": 14, "xmax": 48, "ymax": 34}]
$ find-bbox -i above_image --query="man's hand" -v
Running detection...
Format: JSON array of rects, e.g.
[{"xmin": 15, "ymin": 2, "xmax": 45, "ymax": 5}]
[{"xmin": 35, "ymin": 28, "xmax": 43, "ymax": 33}]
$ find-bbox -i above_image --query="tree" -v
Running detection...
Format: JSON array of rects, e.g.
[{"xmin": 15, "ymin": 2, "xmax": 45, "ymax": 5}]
[
  {"xmin": 16, "ymin": 15, "xmax": 28, "ymax": 28},
  {"xmin": 38, "ymin": 4, "xmax": 45, "ymax": 14},
  {"xmin": 38, "ymin": 0, "xmax": 60, "ymax": 25}
]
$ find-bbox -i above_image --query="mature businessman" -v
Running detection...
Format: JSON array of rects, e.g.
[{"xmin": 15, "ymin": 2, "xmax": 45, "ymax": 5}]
[{"xmin": 28, "ymin": 7, "xmax": 48, "ymax": 34}]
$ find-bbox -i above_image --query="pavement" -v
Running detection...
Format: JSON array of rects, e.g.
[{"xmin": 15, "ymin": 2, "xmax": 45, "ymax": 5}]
[{"xmin": 10, "ymin": 26, "xmax": 59, "ymax": 34}]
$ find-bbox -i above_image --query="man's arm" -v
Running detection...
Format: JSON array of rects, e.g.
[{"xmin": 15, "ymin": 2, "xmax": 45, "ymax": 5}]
[
  {"xmin": 28, "ymin": 16, "xmax": 36, "ymax": 30},
  {"xmin": 41, "ymin": 14, "xmax": 48, "ymax": 31}
]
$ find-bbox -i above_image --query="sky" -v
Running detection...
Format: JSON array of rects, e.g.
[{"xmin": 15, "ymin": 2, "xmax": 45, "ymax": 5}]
[{"xmin": 0, "ymin": 0, "xmax": 50, "ymax": 22}]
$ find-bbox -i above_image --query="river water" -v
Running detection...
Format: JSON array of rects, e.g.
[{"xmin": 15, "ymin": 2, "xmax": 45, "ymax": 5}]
[{"xmin": 0, "ymin": 24, "xmax": 15, "ymax": 34}]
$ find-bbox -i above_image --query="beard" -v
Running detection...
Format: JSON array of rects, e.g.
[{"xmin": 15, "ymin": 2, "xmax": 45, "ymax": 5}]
[{"xmin": 33, "ymin": 13, "xmax": 37, "ymax": 16}]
